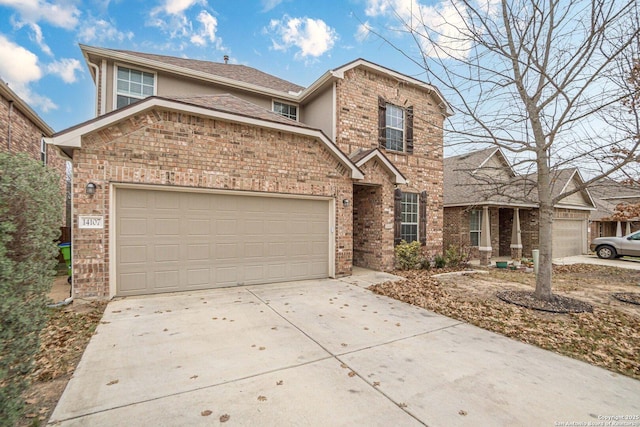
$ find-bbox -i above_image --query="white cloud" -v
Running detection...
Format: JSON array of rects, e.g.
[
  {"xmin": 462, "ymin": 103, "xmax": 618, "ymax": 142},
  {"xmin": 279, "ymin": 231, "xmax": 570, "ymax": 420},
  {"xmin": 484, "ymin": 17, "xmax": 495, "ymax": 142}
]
[
  {"xmin": 155, "ymin": 0, "xmax": 205, "ymax": 16},
  {"xmin": 46, "ymin": 58, "xmax": 82, "ymax": 83},
  {"xmin": 0, "ymin": 0, "xmax": 80, "ymax": 29},
  {"xmin": 363, "ymin": 0, "xmax": 473, "ymax": 59},
  {"xmin": 190, "ymin": 10, "xmax": 221, "ymax": 48},
  {"xmin": 0, "ymin": 35, "xmax": 56, "ymax": 112},
  {"xmin": 355, "ymin": 22, "xmax": 372, "ymax": 42},
  {"xmin": 268, "ymin": 16, "xmax": 337, "ymax": 58},
  {"xmin": 261, "ymin": 0, "xmax": 283, "ymax": 12},
  {"xmin": 149, "ymin": 2, "xmax": 226, "ymax": 50},
  {"xmin": 28, "ymin": 23, "xmax": 52, "ymax": 56},
  {"xmin": 0, "ymin": 34, "xmax": 42, "ymax": 84},
  {"xmin": 78, "ymin": 18, "xmax": 134, "ymax": 43}
]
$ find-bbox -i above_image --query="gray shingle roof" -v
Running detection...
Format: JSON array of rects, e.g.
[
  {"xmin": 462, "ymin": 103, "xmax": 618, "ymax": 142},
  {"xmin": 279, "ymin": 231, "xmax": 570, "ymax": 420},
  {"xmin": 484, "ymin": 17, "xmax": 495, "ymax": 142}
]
[
  {"xmin": 444, "ymin": 148, "xmax": 589, "ymax": 207},
  {"xmin": 112, "ymin": 48, "xmax": 305, "ymax": 94},
  {"xmin": 164, "ymin": 94, "xmax": 308, "ymax": 128},
  {"xmin": 587, "ymin": 178, "xmax": 640, "ymax": 220}
]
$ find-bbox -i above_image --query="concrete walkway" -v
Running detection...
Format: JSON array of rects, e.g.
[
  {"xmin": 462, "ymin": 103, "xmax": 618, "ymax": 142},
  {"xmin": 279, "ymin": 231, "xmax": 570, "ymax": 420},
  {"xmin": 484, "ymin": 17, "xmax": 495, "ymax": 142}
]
[{"xmin": 49, "ymin": 272, "xmax": 640, "ymax": 426}]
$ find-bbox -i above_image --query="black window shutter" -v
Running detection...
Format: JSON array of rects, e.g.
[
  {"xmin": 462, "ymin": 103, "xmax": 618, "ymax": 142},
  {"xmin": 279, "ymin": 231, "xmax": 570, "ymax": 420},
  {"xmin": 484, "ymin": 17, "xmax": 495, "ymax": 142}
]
[
  {"xmin": 419, "ymin": 190, "xmax": 428, "ymax": 245},
  {"xmin": 378, "ymin": 96, "xmax": 386, "ymax": 149},
  {"xmin": 394, "ymin": 188, "xmax": 402, "ymax": 245},
  {"xmin": 406, "ymin": 106, "xmax": 414, "ymax": 154}
]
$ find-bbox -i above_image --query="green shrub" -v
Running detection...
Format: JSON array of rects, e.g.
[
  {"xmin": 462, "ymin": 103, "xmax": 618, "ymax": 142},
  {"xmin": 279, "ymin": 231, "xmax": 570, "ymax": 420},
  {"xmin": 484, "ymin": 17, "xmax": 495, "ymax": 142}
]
[
  {"xmin": 394, "ymin": 240, "xmax": 424, "ymax": 270},
  {"xmin": 0, "ymin": 153, "xmax": 63, "ymax": 425},
  {"xmin": 444, "ymin": 244, "xmax": 470, "ymax": 268},
  {"xmin": 433, "ymin": 253, "xmax": 447, "ymax": 269}
]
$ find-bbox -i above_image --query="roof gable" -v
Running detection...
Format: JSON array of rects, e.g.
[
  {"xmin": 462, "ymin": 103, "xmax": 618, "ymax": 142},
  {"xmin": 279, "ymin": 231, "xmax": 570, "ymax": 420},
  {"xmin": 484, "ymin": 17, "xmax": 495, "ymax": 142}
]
[
  {"xmin": 444, "ymin": 148, "xmax": 595, "ymax": 210},
  {"xmin": 81, "ymin": 45, "xmax": 304, "ymax": 98},
  {"xmin": 350, "ymin": 148, "xmax": 407, "ymax": 185},
  {"xmin": 46, "ymin": 94, "xmax": 364, "ymax": 180}
]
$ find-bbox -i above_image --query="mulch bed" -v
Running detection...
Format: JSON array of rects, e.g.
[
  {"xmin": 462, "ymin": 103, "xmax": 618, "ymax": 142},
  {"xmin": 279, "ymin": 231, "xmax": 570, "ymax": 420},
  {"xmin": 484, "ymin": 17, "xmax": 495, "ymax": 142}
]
[
  {"xmin": 496, "ymin": 290, "xmax": 593, "ymax": 313},
  {"xmin": 612, "ymin": 292, "xmax": 640, "ymax": 306}
]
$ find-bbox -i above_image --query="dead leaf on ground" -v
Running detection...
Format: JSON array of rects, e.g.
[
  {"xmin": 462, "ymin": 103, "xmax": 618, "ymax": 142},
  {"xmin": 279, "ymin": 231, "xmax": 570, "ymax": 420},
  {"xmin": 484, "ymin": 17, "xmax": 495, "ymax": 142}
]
[
  {"xmin": 348, "ymin": 371, "xmax": 356, "ymax": 377},
  {"xmin": 459, "ymin": 410, "xmax": 468, "ymax": 416},
  {"xmin": 276, "ymin": 380, "xmax": 283, "ymax": 385},
  {"xmin": 220, "ymin": 414, "xmax": 230, "ymax": 422},
  {"xmin": 201, "ymin": 410, "xmax": 212, "ymax": 416},
  {"xmin": 106, "ymin": 379, "xmax": 119, "ymax": 386},
  {"xmin": 257, "ymin": 395, "xmax": 267, "ymax": 401}
]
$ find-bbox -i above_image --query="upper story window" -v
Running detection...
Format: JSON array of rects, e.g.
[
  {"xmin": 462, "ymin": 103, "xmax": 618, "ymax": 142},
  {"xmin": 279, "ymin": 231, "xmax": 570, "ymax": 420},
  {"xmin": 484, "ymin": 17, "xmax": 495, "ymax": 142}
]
[
  {"xmin": 273, "ymin": 101, "xmax": 298, "ymax": 120},
  {"xmin": 116, "ymin": 66, "xmax": 155, "ymax": 109},
  {"xmin": 385, "ymin": 104, "xmax": 404, "ymax": 151},
  {"xmin": 378, "ymin": 97, "xmax": 414, "ymax": 153}
]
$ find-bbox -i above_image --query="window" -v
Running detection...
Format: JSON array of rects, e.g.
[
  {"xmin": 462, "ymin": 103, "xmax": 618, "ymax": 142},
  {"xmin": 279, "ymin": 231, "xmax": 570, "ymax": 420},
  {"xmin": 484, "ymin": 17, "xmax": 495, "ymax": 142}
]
[
  {"xmin": 116, "ymin": 66, "xmax": 155, "ymax": 109},
  {"xmin": 470, "ymin": 210, "xmax": 482, "ymax": 246},
  {"xmin": 378, "ymin": 97, "xmax": 414, "ymax": 153},
  {"xmin": 401, "ymin": 192, "xmax": 419, "ymax": 243},
  {"xmin": 273, "ymin": 101, "xmax": 297, "ymax": 120},
  {"xmin": 40, "ymin": 137, "xmax": 46, "ymax": 165},
  {"xmin": 385, "ymin": 104, "xmax": 404, "ymax": 151}
]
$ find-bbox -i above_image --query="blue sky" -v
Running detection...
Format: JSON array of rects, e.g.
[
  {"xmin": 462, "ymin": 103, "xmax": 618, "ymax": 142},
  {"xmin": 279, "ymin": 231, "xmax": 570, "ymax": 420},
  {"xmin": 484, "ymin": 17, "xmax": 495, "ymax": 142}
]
[{"xmin": 0, "ymin": 0, "xmax": 438, "ymax": 132}]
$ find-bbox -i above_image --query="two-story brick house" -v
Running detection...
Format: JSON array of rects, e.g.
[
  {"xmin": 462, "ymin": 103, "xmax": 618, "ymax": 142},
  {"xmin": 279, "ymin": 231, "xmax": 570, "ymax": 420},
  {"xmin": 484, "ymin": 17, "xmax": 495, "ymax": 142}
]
[
  {"xmin": 47, "ymin": 45, "xmax": 450, "ymax": 298},
  {"xmin": 1, "ymin": 78, "xmax": 68, "ymax": 229}
]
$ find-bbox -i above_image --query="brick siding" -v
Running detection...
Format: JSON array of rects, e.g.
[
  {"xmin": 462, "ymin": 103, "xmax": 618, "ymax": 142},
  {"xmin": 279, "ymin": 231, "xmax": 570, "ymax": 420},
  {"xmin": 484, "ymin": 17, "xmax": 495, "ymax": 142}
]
[
  {"xmin": 335, "ymin": 67, "xmax": 445, "ymax": 262},
  {"xmin": 0, "ymin": 91, "xmax": 68, "ymax": 226},
  {"xmin": 72, "ymin": 109, "xmax": 353, "ymax": 298}
]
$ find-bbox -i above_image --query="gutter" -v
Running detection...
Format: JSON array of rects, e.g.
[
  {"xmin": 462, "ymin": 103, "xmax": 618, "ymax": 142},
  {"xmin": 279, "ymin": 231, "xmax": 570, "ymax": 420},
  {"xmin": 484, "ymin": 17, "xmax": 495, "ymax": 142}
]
[{"xmin": 7, "ymin": 100, "xmax": 12, "ymax": 150}]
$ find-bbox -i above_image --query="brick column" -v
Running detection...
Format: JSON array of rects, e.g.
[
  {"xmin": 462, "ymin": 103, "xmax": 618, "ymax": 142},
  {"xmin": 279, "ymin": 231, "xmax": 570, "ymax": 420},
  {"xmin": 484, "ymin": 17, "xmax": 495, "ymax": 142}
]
[
  {"xmin": 479, "ymin": 206, "xmax": 492, "ymax": 266},
  {"xmin": 510, "ymin": 207, "xmax": 523, "ymax": 260}
]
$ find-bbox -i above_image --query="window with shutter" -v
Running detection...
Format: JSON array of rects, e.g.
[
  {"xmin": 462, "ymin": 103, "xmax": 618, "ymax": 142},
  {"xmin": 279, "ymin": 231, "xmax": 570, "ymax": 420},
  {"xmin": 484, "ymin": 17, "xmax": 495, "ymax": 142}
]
[{"xmin": 378, "ymin": 97, "xmax": 414, "ymax": 154}]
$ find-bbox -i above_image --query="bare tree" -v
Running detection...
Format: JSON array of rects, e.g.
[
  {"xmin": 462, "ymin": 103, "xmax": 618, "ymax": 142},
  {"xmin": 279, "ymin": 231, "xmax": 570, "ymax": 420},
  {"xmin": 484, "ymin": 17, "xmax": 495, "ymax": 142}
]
[{"xmin": 366, "ymin": 0, "xmax": 640, "ymax": 300}]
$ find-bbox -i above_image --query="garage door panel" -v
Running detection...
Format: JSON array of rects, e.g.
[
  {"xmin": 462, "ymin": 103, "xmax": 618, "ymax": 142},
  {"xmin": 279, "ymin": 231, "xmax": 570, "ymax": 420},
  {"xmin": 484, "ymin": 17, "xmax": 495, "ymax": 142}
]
[
  {"xmin": 119, "ymin": 272, "xmax": 147, "ymax": 292},
  {"xmin": 154, "ymin": 270, "xmax": 180, "ymax": 289},
  {"xmin": 116, "ymin": 189, "xmax": 330, "ymax": 296},
  {"xmin": 155, "ymin": 245, "xmax": 179, "ymax": 262},
  {"xmin": 187, "ymin": 244, "xmax": 209, "ymax": 260},
  {"xmin": 187, "ymin": 268, "xmax": 210, "ymax": 286},
  {"xmin": 187, "ymin": 219, "xmax": 210, "ymax": 234},
  {"xmin": 216, "ymin": 219, "xmax": 237, "ymax": 235},
  {"xmin": 120, "ymin": 217, "xmax": 147, "ymax": 235}
]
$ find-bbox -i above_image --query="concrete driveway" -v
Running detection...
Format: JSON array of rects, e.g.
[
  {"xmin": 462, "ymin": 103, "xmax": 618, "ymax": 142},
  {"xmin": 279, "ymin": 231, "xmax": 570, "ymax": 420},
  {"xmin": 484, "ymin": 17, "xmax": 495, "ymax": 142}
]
[
  {"xmin": 554, "ymin": 254, "xmax": 640, "ymax": 270},
  {"xmin": 49, "ymin": 271, "xmax": 640, "ymax": 426}
]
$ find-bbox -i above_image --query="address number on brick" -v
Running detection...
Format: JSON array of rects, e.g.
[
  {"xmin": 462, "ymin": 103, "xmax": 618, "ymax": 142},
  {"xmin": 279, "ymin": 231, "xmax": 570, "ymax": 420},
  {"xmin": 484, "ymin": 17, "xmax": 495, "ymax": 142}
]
[{"xmin": 79, "ymin": 215, "xmax": 104, "ymax": 229}]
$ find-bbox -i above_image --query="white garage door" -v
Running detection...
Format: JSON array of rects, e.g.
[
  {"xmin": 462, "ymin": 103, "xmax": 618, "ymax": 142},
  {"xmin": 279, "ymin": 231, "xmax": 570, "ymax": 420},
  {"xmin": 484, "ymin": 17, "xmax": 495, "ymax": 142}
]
[
  {"xmin": 552, "ymin": 219, "xmax": 586, "ymax": 258},
  {"xmin": 116, "ymin": 188, "xmax": 330, "ymax": 296}
]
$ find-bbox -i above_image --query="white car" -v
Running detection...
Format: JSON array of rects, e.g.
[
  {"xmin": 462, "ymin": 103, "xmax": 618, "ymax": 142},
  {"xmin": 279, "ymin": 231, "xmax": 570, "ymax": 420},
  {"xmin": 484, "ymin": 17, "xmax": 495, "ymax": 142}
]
[{"xmin": 590, "ymin": 230, "xmax": 640, "ymax": 259}]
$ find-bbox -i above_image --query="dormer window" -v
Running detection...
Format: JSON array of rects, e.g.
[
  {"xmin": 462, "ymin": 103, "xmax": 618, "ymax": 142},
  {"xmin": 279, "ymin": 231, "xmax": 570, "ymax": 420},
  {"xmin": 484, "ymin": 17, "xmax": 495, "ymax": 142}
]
[
  {"xmin": 273, "ymin": 101, "xmax": 297, "ymax": 121},
  {"xmin": 116, "ymin": 66, "xmax": 155, "ymax": 109},
  {"xmin": 378, "ymin": 97, "xmax": 414, "ymax": 153}
]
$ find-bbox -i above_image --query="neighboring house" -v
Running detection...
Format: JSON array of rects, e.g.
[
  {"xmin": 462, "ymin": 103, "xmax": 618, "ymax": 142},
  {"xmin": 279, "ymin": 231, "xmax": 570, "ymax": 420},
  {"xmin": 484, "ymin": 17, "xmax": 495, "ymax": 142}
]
[
  {"xmin": 47, "ymin": 45, "xmax": 451, "ymax": 298},
  {"xmin": 443, "ymin": 148, "xmax": 595, "ymax": 264},
  {"xmin": 588, "ymin": 178, "xmax": 640, "ymax": 238},
  {"xmin": 0, "ymin": 78, "xmax": 68, "ymax": 230}
]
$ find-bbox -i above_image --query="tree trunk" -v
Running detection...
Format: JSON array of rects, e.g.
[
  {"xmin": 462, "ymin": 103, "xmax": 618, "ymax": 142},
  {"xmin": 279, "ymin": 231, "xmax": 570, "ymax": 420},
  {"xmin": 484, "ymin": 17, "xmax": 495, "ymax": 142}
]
[{"xmin": 535, "ymin": 153, "xmax": 554, "ymax": 301}]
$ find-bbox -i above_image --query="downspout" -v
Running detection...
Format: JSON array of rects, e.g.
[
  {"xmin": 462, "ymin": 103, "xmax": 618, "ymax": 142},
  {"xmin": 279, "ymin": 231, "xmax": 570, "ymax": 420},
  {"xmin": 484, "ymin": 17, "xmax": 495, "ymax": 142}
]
[
  {"xmin": 88, "ymin": 61, "xmax": 100, "ymax": 116},
  {"xmin": 7, "ymin": 100, "xmax": 13, "ymax": 150}
]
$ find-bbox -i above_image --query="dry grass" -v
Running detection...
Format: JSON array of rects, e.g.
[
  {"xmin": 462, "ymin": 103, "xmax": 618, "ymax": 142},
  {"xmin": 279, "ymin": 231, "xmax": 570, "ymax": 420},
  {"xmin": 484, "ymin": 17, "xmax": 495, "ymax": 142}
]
[
  {"xmin": 19, "ymin": 301, "xmax": 107, "ymax": 426},
  {"xmin": 369, "ymin": 264, "xmax": 640, "ymax": 380}
]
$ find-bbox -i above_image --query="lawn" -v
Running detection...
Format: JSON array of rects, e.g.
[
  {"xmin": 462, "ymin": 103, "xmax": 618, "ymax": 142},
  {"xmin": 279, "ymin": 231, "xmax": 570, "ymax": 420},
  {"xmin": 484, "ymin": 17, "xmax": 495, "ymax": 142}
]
[{"xmin": 369, "ymin": 264, "xmax": 640, "ymax": 380}]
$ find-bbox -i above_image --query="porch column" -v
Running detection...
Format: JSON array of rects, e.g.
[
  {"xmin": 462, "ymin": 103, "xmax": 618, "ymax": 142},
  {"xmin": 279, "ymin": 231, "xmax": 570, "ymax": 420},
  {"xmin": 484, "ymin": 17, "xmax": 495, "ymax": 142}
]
[
  {"xmin": 510, "ymin": 207, "xmax": 523, "ymax": 260},
  {"xmin": 616, "ymin": 221, "xmax": 622, "ymax": 237},
  {"xmin": 479, "ymin": 206, "xmax": 492, "ymax": 266},
  {"xmin": 626, "ymin": 222, "xmax": 631, "ymax": 235}
]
